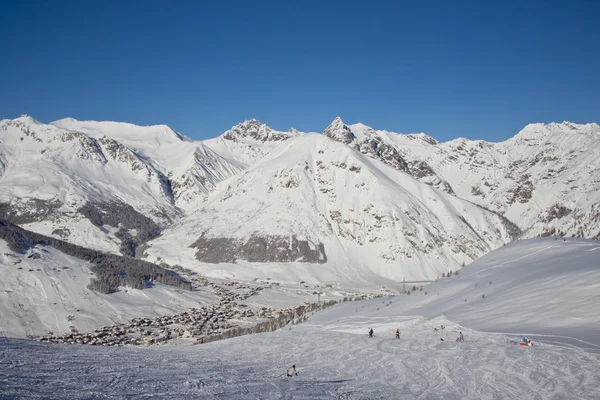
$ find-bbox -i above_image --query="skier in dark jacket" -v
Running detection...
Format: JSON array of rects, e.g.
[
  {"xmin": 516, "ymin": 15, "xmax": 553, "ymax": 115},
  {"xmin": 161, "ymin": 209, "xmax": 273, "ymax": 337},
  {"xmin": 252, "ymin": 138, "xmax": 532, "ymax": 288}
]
[
  {"xmin": 368, "ymin": 328, "xmax": 374, "ymax": 338},
  {"xmin": 459, "ymin": 332, "xmax": 464, "ymax": 342},
  {"xmin": 286, "ymin": 365, "xmax": 298, "ymax": 377}
]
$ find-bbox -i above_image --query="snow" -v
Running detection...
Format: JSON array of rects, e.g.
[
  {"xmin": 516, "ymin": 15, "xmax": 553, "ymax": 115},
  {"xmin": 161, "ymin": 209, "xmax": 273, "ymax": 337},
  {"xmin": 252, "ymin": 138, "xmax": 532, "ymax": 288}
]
[
  {"xmin": 347, "ymin": 237, "xmax": 600, "ymax": 351},
  {"xmin": 321, "ymin": 118, "xmax": 600, "ymax": 240},
  {"xmin": 1, "ymin": 235, "xmax": 600, "ymax": 398},
  {"xmin": 0, "ymin": 239, "xmax": 216, "ymax": 338},
  {"xmin": 2, "ymin": 320, "xmax": 598, "ymax": 399},
  {"xmin": 3, "ymin": 115, "xmax": 599, "ymax": 289},
  {"xmin": 145, "ymin": 133, "xmax": 512, "ymax": 284}
]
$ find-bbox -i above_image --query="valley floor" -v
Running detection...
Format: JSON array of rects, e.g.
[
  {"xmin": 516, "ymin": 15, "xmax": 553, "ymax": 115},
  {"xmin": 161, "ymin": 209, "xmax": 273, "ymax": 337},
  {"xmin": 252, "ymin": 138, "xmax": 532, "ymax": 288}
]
[{"xmin": 2, "ymin": 298, "xmax": 600, "ymax": 400}]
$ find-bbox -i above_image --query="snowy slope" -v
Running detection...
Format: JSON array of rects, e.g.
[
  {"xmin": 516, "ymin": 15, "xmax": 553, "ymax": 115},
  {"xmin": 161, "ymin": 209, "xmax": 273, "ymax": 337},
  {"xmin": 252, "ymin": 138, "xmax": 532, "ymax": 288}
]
[
  {"xmin": 4, "ymin": 320, "xmax": 599, "ymax": 399},
  {"xmin": 346, "ymin": 237, "xmax": 600, "ymax": 350},
  {"xmin": 202, "ymin": 118, "xmax": 303, "ymax": 166},
  {"xmin": 0, "ymin": 116, "xmax": 178, "ymax": 251},
  {"xmin": 50, "ymin": 117, "xmax": 245, "ymax": 211},
  {"xmin": 2, "ymin": 113, "xmax": 599, "ymax": 288},
  {"xmin": 0, "ymin": 238, "xmax": 216, "ymax": 338},
  {"xmin": 413, "ymin": 122, "xmax": 600, "ymax": 239},
  {"xmin": 0, "ymin": 116, "xmax": 247, "ymax": 254},
  {"xmin": 3, "ymin": 236, "xmax": 600, "ymax": 398},
  {"xmin": 322, "ymin": 118, "xmax": 600, "ymax": 240},
  {"xmin": 323, "ymin": 117, "xmax": 455, "ymax": 194},
  {"xmin": 144, "ymin": 134, "xmax": 515, "ymax": 284}
]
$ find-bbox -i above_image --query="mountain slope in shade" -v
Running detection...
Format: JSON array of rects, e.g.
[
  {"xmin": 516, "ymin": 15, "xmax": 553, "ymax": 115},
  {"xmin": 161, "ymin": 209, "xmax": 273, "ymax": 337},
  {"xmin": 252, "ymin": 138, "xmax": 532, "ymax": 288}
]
[{"xmin": 143, "ymin": 134, "xmax": 515, "ymax": 284}]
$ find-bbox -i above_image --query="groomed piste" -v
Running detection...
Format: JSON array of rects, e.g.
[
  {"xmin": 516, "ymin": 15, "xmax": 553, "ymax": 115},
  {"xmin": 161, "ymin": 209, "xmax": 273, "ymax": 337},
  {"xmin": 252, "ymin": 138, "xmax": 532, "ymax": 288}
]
[{"xmin": 1, "ymin": 237, "xmax": 600, "ymax": 399}]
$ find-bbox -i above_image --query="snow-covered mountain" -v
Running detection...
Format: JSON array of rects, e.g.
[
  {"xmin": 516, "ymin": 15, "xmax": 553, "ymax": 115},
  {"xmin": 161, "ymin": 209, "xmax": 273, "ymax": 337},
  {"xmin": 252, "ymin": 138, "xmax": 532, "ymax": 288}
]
[
  {"xmin": 320, "ymin": 118, "xmax": 600, "ymax": 240},
  {"xmin": 323, "ymin": 117, "xmax": 455, "ymax": 194},
  {"xmin": 1, "ymin": 114, "xmax": 598, "ymax": 285},
  {"xmin": 202, "ymin": 118, "xmax": 304, "ymax": 166},
  {"xmin": 50, "ymin": 117, "xmax": 245, "ymax": 211},
  {"xmin": 0, "ymin": 116, "xmax": 243, "ymax": 254},
  {"xmin": 143, "ymin": 133, "xmax": 515, "ymax": 283}
]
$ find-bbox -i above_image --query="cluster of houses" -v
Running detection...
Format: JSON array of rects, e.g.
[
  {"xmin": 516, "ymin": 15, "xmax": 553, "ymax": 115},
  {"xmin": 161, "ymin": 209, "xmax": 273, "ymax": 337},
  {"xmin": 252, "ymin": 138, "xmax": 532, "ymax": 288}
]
[
  {"xmin": 34, "ymin": 279, "xmax": 274, "ymax": 346},
  {"xmin": 35, "ymin": 301, "xmax": 249, "ymax": 346},
  {"xmin": 33, "ymin": 272, "xmax": 392, "ymax": 347}
]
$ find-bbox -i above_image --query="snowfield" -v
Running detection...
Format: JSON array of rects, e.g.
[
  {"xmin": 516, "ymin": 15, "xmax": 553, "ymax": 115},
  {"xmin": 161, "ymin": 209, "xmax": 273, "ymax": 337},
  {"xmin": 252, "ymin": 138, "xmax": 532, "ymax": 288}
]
[
  {"xmin": 145, "ymin": 133, "xmax": 513, "ymax": 283},
  {"xmin": 2, "ymin": 315, "xmax": 600, "ymax": 399},
  {"xmin": 0, "ymin": 239, "xmax": 217, "ymax": 338},
  {"xmin": 2, "ymin": 115, "xmax": 599, "ymax": 287},
  {"xmin": 1, "ymin": 237, "xmax": 599, "ymax": 399},
  {"xmin": 366, "ymin": 237, "xmax": 600, "ymax": 351}
]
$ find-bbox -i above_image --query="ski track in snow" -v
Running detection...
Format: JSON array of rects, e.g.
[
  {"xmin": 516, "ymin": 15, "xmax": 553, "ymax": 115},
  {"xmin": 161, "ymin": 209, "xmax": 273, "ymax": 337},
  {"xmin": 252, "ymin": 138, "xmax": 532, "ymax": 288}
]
[{"xmin": 2, "ymin": 307, "xmax": 600, "ymax": 399}]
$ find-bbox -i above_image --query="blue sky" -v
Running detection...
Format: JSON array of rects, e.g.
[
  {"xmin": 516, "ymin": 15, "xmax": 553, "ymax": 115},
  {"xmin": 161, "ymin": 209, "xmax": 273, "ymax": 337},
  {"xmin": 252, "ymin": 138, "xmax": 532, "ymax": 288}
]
[{"xmin": 1, "ymin": 1, "xmax": 599, "ymax": 142}]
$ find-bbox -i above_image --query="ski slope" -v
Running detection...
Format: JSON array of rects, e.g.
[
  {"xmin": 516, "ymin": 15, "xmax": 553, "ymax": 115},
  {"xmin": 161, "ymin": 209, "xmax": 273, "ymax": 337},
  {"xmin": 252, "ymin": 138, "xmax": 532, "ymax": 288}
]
[
  {"xmin": 374, "ymin": 237, "xmax": 600, "ymax": 351},
  {"xmin": 1, "ymin": 237, "xmax": 600, "ymax": 399},
  {"xmin": 2, "ymin": 303, "xmax": 599, "ymax": 399}
]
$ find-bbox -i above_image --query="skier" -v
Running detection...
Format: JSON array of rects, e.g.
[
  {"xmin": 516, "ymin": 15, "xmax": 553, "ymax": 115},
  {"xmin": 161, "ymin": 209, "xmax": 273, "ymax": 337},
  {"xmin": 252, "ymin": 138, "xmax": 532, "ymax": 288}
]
[
  {"xmin": 441, "ymin": 324, "xmax": 445, "ymax": 330},
  {"xmin": 459, "ymin": 332, "xmax": 464, "ymax": 342},
  {"xmin": 395, "ymin": 328, "xmax": 400, "ymax": 339},
  {"xmin": 523, "ymin": 336, "xmax": 529, "ymax": 344},
  {"xmin": 369, "ymin": 328, "xmax": 374, "ymax": 338},
  {"xmin": 286, "ymin": 365, "xmax": 298, "ymax": 377}
]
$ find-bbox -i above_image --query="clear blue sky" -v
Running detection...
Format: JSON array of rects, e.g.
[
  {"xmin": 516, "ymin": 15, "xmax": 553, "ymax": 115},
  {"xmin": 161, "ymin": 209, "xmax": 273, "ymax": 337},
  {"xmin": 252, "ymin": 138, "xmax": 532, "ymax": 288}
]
[{"xmin": 1, "ymin": 0, "xmax": 599, "ymax": 142}]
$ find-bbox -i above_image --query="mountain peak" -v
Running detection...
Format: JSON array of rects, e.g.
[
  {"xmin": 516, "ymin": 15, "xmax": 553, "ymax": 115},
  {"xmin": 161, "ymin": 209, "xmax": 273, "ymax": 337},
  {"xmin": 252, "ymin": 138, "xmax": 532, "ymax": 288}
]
[
  {"xmin": 323, "ymin": 117, "xmax": 355, "ymax": 144},
  {"xmin": 515, "ymin": 121, "xmax": 600, "ymax": 140},
  {"xmin": 13, "ymin": 114, "xmax": 43, "ymax": 125},
  {"xmin": 222, "ymin": 119, "xmax": 296, "ymax": 143}
]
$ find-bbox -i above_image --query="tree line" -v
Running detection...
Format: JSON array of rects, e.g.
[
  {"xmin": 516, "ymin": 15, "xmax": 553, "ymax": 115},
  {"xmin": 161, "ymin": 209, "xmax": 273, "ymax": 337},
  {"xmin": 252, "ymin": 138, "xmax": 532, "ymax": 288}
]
[{"xmin": 0, "ymin": 219, "xmax": 191, "ymax": 294}]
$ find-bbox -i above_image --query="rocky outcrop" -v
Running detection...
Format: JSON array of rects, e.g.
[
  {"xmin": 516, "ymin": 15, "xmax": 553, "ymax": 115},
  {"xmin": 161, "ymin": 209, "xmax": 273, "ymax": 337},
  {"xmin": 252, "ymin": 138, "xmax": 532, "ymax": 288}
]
[
  {"xmin": 190, "ymin": 234, "xmax": 327, "ymax": 264},
  {"xmin": 323, "ymin": 117, "xmax": 355, "ymax": 144},
  {"xmin": 223, "ymin": 119, "xmax": 296, "ymax": 143}
]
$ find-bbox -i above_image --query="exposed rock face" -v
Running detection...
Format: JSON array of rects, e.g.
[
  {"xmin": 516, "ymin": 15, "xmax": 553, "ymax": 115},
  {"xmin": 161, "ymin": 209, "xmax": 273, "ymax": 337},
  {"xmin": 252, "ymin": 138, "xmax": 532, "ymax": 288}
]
[
  {"xmin": 507, "ymin": 176, "xmax": 534, "ymax": 205},
  {"xmin": 222, "ymin": 119, "xmax": 295, "ymax": 143},
  {"xmin": 190, "ymin": 234, "xmax": 327, "ymax": 264},
  {"xmin": 321, "ymin": 118, "xmax": 454, "ymax": 193},
  {"xmin": 323, "ymin": 117, "xmax": 355, "ymax": 144}
]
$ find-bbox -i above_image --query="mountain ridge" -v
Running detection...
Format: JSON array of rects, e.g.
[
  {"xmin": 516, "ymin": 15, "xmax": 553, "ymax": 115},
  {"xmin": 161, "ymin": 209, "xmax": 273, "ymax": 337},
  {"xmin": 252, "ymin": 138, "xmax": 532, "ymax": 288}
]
[{"xmin": 1, "ymin": 114, "xmax": 598, "ymax": 285}]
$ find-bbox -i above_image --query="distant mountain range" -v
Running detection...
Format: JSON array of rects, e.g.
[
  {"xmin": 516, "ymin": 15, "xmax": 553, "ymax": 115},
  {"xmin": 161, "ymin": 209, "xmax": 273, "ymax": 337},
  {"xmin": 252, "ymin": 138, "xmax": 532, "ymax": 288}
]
[{"xmin": 1, "ymin": 114, "xmax": 598, "ymax": 284}]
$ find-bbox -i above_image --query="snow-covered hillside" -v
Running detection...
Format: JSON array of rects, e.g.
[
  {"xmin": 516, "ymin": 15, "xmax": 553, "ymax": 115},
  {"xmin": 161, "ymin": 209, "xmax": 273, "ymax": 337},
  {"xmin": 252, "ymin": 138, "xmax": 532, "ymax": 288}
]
[
  {"xmin": 321, "ymin": 118, "xmax": 600, "ymax": 240},
  {"xmin": 2, "ymin": 237, "xmax": 600, "ymax": 399},
  {"xmin": 203, "ymin": 118, "xmax": 304, "ymax": 166},
  {"xmin": 0, "ymin": 238, "xmax": 216, "ymax": 338},
  {"xmin": 347, "ymin": 237, "xmax": 600, "ymax": 350},
  {"xmin": 50, "ymin": 117, "xmax": 246, "ymax": 211},
  {"xmin": 1, "ymin": 113, "xmax": 598, "ymax": 287},
  {"xmin": 144, "ymin": 133, "xmax": 515, "ymax": 283},
  {"xmin": 0, "ymin": 116, "xmax": 245, "ymax": 254}
]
